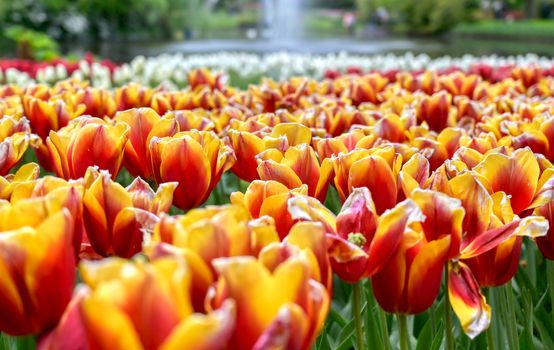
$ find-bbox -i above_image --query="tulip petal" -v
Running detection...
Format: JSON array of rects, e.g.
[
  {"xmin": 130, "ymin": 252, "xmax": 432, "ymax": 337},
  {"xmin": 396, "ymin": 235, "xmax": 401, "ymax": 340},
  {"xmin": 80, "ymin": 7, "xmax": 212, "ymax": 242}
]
[
  {"xmin": 366, "ymin": 199, "xmax": 424, "ymax": 276},
  {"xmin": 448, "ymin": 262, "xmax": 491, "ymax": 339},
  {"xmin": 475, "ymin": 148, "xmax": 539, "ymax": 214},
  {"xmin": 161, "ymin": 300, "xmax": 236, "ymax": 350}
]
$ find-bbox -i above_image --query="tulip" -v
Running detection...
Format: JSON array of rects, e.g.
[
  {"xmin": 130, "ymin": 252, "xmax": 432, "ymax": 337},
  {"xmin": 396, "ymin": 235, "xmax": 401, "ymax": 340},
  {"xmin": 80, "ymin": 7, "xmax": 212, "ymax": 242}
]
[
  {"xmin": 187, "ymin": 68, "xmax": 227, "ymax": 91},
  {"xmin": 22, "ymin": 95, "xmax": 85, "ymax": 140},
  {"xmin": 22, "ymin": 95, "xmax": 85, "ymax": 170},
  {"xmin": 0, "ymin": 162, "xmax": 40, "ymax": 200},
  {"xmin": 115, "ymin": 108, "xmax": 178, "ymax": 179},
  {"xmin": 312, "ymin": 129, "xmax": 367, "ymax": 160},
  {"xmin": 166, "ymin": 110, "xmax": 215, "ymax": 132},
  {"xmin": 8, "ymin": 175, "xmax": 84, "ymax": 259},
  {"xmin": 349, "ymin": 73, "xmax": 388, "ymax": 105},
  {"xmin": 231, "ymin": 180, "xmax": 307, "ymax": 239},
  {"xmin": 256, "ymin": 144, "xmax": 333, "ymax": 202},
  {"xmin": 0, "ymin": 116, "xmax": 39, "ymax": 176},
  {"xmin": 371, "ymin": 189, "xmax": 463, "ymax": 314},
  {"xmin": 459, "ymin": 190, "xmax": 548, "ymax": 287},
  {"xmin": 82, "ymin": 167, "xmax": 162, "ymax": 258},
  {"xmin": 39, "ymin": 257, "xmax": 236, "ymax": 350},
  {"xmin": 115, "ymin": 83, "xmax": 154, "ymax": 110},
  {"xmin": 329, "ymin": 146, "xmax": 402, "ymax": 214},
  {"xmin": 150, "ymin": 130, "xmax": 235, "ymax": 210},
  {"xmin": 76, "ymin": 87, "xmax": 117, "ymax": 118},
  {"xmin": 0, "ymin": 209, "xmax": 75, "ymax": 336},
  {"xmin": 228, "ymin": 122, "xmax": 312, "ymax": 182},
  {"xmin": 46, "ymin": 117, "xmax": 130, "ymax": 179},
  {"xmin": 474, "ymin": 147, "xmax": 553, "ymax": 215},
  {"xmin": 415, "ymin": 91, "xmax": 453, "ymax": 132},
  {"xmin": 440, "ymin": 72, "xmax": 480, "ymax": 97},
  {"xmin": 149, "ymin": 204, "xmax": 280, "ymax": 310},
  {"xmin": 208, "ymin": 255, "xmax": 329, "ymax": 349}
]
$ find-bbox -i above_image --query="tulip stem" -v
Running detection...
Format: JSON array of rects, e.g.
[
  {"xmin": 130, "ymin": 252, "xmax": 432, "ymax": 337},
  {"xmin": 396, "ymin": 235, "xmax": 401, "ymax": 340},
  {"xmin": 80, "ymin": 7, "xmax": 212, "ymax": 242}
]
[
  {"xmin": 486, "ymin": 288, "xmax": 497, "ymax": 350},
  {"xmin": 502, "ymin": 283, "xmax": 519, "ymax": 350},
  {"xmin": 377, "ymin": 303, "xmax": 392, "ymax": 350},
  {"xmin": 397, "ymin": 314, "xmax": 410, "ymax": 350},
  {"xmin": 352, "ymin": 282, "xmax": 365, "ymax": 350},
  {"xmin": 444, "ymin": 267, "xmax": 454, "ymax": 350},
  {"xmin": 548, "ymin": 260, "xmax": 554, "ymax": 324}
]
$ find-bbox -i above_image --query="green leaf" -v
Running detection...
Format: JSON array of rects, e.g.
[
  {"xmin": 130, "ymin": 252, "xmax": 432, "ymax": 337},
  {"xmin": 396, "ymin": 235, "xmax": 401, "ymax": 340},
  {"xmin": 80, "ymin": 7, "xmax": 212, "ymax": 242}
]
[
  {"xmin": 534, "ymin": 309, "xmax": 554, "ymax": 350},
  {"xmin": 430, "ymin": 320, "xmax": 444, "ymax": 350},
  {"xmin": 415, "ymin": 317, "xmax": 434, "ymax": 350},
  {"xmin": 335, "ymin": 317, "xmax": 356, "ymax": 350}
]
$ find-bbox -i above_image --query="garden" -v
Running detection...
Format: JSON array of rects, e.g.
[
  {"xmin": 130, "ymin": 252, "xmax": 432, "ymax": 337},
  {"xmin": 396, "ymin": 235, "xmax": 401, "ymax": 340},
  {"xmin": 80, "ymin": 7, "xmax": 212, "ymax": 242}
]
[{"xmin": 2, "ymin": 1, "xmax": 554, "ymax": 350}]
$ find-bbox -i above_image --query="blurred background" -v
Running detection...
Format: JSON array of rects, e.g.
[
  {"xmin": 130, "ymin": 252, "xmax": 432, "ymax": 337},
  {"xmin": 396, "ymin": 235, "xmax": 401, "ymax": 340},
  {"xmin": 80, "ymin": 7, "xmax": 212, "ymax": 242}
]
[{"xmin": 0, "ymin": 0, "xmax": 554, "ymax": 62}]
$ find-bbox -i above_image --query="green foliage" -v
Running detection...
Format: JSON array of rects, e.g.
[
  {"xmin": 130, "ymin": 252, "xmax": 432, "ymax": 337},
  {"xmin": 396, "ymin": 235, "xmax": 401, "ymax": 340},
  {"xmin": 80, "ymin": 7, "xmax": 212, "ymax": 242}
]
[
  {"xmin": 453, "ymin": 19, "xmax": 554, "ymax": 38},
  {"xmin": 358, "ymin": 0, "xmax": 468, "ymax": 34},
  {"xmin": 3, "ymin": 25, "xmax": 60, "ymax": 60},
  {"xmin": 404, "ymin": 0, "xmax": 467, "ymax": 35}
]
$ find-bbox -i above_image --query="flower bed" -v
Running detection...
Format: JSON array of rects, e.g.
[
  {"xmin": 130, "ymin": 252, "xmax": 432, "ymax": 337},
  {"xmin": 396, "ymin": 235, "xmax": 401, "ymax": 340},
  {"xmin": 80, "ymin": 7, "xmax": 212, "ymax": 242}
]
[{"xmin": 0, "ymin": 61, "xmax": 554, "ymax": 349}]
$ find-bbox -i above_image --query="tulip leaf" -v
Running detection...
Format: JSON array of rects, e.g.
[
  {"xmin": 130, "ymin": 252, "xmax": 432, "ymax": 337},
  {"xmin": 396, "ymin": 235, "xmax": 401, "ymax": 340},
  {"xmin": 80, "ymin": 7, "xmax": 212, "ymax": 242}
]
[
  {"xmin": 416, "ymin": 317, "xmax": 444, "ymax": 350},
  {"xmin": 327, "ymin": 306, "xmax": 347, "ymax": 328},
  {"xmin": 335, "ymin": 317, "xmax": 356, "ymax": 350},
  {"xmin": 521, "ymin": 288, "xmax": 536, "ymax": 350},
  {"xmin": 313, "ymin": 327, "xmax": 332, "ymax": 350},
  {"xmin": 430, "ymin": 321, "xmax": 445, "ymax": 350},
  {"xmin": 534, "ymin": 310, "xmax": 554, "ymax": 350}
]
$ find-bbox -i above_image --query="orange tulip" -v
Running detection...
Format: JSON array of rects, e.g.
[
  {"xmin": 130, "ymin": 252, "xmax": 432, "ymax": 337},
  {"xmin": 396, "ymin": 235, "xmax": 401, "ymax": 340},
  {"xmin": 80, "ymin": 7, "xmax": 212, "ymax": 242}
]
[
  {"xmin": 0, "ymin": 209, "xmax": 75, "ymax": 336},
  {"xmin": 231, "ymin": 180, "xmax": 307, "ymax": 239},
  {"xmin": 329, "ymin": 146, "xmax": 402, "ymax": 214},
  {"xmin": 82, "ymin": 167, "xmax": 162, "ymax": 258},
  {"xmin": 150, "ymin": 130, "xmax": 235, "ymax": 210},
  {"xmin": 8, "ymin": 174, "xmax": 84, "ymax": 259},
  {"xmin": 370, "ymin": 189, "xmax": 462, "ymax": 314},
  {"xmin": 76, "ymin": 87, "xmax": 117, "ymax": 118},
  {"xmin": 256, "ymin": 144, "xmax": 333, "ymax": 202},
  {"xmin": 46, "ymin": 117, "xmax": 129, "ymax": 179},
  {"xmin": 0, "ymin": 116, "xmax": 39, "ymax": 175},
  {"xmin": 208, "ymin": 254, "xmax": 329, "ymax": 349},
  {"xmin": 115, "ymin": 108, "xmax": 178, "ymax": 179},
  {"xmin": 115, "ymin": 83, "xmax": 154, "ymax": 110},
  {"xmin": 22, "ymin": 94, "xmax": 85, "ymax": 170},
  {"xmin": 415, "ymin": 91, "xmax": 453, "ymax": 132},
  {"xmin": 187, "ymin": 68, "xmax": 228, "ymax": 91},
  {"xmin": 228, "ymin": 122, "xmax": 312, "ymax": 182},
  {"xmin": 39, "ymin": 257, "xmax": 236, "ymax": 350},
  {"xmin": 474, "ymin": 147, "xmax": 553, "ymax": 214}
]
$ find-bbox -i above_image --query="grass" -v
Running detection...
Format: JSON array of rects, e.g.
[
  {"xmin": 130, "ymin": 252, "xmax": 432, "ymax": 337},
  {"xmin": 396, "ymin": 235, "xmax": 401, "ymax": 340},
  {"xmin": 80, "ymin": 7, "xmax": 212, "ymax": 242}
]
[{"xmin": 453, "ymin": 19, "xmax": 554, "ymax": 39}]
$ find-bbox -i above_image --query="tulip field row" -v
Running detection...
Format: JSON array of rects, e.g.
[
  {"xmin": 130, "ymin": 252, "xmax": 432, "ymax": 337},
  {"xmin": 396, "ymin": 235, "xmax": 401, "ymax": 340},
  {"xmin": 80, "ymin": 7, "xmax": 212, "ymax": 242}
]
[
  {"xmin": 3, "ymin": 52, "xmax": 554, "ymax": 88},
  {"xmin": 1, "ymin": 60, "xmax": 554, "ymax": 350}
]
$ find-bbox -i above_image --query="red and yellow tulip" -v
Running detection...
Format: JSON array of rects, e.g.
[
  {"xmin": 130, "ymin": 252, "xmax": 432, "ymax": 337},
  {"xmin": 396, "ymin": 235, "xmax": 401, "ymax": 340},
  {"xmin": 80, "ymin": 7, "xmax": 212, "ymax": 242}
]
[{"xmin": 47, "ymin": 117, "xmax": 129, "ymax": 179}]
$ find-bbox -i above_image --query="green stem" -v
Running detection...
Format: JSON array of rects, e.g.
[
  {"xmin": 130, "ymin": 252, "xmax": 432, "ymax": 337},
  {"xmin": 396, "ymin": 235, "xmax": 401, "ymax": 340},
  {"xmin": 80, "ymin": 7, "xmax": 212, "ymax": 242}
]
[
  {"xmin": 352, "ymin": 282, "xmax": 365, "ymax": 350},
  {"xmin": 444, "ymin": 267, "xmax": 454, "ymax": 350},
  {"xmin": 398, "ymin": 314, "xmax": 410, "ymax": 350},
  {"xmin": 502, "ymin": 283, "xmax": 519, "ymax": 350},
  {"xmin": 486, "ymin": 288, "xmax": 497, "ymax": 350},
  {"xmin": 548, "ymin": 260, "xmax": 554, "ymax": 324},
  {"xmin": 365, "ymin": 281, "xmax": 382, "ymax": 349},
  {"xmin": 377, "ymin": 303, "xmax": 392, "ymax": 350}
]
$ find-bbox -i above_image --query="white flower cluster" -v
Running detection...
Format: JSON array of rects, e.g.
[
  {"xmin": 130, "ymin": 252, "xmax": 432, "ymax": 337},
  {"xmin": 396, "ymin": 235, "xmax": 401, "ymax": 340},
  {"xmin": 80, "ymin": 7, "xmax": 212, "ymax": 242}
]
[{"xmin": 2, "ymin": 52, "xmax": 554, "ymax": 88}]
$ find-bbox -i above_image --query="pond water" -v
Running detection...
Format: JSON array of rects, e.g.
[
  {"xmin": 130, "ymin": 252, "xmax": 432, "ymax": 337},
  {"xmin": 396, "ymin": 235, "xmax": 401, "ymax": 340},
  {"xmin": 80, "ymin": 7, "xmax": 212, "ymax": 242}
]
[{"xmin": 68, "ymin": 36, "xmax": 554, "ymax": 63}]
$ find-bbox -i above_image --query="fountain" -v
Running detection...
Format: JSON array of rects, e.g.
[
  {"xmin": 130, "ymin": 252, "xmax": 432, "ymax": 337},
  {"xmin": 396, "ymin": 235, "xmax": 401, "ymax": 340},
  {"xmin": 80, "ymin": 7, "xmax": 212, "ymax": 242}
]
[{"xmin": 261, "ymin": 0, "xmax": 303, "ymax": 41}]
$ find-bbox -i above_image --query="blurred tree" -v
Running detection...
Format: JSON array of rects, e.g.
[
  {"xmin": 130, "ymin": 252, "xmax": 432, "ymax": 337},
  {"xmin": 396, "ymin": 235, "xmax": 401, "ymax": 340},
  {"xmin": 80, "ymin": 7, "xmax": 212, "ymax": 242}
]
[
  {"xmin": 365, "ymin": 0, "xmax": 468, "ymax": 34},
  {"xmin": 355, "ymin": 0, "xmax": 372, "ymax": 21}
]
